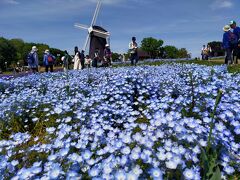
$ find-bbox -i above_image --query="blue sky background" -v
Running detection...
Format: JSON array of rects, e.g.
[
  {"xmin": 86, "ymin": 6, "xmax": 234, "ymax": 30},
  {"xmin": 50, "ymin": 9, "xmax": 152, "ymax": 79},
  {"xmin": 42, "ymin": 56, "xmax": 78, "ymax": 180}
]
[{"xmin": 0, "ymin": 0, "xmax": 239, "ymax": 57}]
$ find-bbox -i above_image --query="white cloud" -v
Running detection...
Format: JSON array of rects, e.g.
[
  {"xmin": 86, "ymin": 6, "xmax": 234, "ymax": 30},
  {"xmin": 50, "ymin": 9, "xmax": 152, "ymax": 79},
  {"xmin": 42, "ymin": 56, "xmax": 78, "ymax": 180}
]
[
  {"xmin": 210, "ymin": 0, "xmax": 233, "ymax": 9},
  {"xmin": 1, "ymin": 0, "xmax": 19, "ymax": 5}
]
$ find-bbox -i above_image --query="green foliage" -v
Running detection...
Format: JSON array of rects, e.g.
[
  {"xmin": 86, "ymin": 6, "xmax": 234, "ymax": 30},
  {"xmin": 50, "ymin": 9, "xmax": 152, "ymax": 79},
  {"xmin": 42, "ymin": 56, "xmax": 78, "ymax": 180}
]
[
  {"xmin": 0, "ymin": 36, "xmax": 64, "ymax": 69},
  {"xmin": 135, "ymin": 116, "xmax": 150, "ymax": 124},
  {"xmin": 178, "ymin": 48, "xmax": 189, "ymax": 58},
  {"xmin": 112, "ymin": 52, "xmax": 121, "ymax": 61},
  {"xmin": 200, "ymin": 146, "xmax": 222, "ymax": 180},
  {"xmin": 207, "ymin": 90, "xmax": 223, "ymax": 150},
  {"xmin": 200, "ymin": 90, "xmax": 223, "ymax": 180},
  {"xmin": 9, "ymin": 38, "xmax": 25, "ymax": 60},
  {"xmin": 141, "ymin": 37, "xmax": 164, "ymax": 58},
  {"xmin": 164, "ymin": 45, "xmax": 179, "ymax": 59},
  {"xmin": 0, "ymin": 37, "xmax": 17, "ymax": 70},
  {"xmin": 208, "ymin": 41, "xmax": 224, "ymax": 57}
]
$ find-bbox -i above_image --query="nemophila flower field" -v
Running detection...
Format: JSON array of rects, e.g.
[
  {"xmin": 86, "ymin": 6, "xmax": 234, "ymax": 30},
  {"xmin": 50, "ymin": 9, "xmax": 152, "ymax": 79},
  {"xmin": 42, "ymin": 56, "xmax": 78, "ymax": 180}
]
[{"xmin": 0, "ymin": 64, "xmax": 239, "ymax": 179}]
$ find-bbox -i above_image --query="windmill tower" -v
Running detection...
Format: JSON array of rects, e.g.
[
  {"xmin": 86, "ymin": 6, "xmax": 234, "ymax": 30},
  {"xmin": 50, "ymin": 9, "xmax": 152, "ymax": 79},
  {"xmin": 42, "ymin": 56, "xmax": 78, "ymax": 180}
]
[{"xmin": 74, "ymin": 0, "xmax": 110, "ymax": 59}]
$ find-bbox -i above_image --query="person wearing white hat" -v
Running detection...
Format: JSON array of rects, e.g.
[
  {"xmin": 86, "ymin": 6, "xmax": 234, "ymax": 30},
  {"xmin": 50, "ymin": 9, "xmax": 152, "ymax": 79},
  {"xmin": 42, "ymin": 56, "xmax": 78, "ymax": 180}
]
[
  {"xmin": 27, "ymin": 46, "xmax": 39, "ymax": 73},
  {"xmin": 43, "ymin": 49, "xmax": 55, "ymax": 72},
  {"xmin": 222, "ymin": 25, "xmax": 235, "ymax": 65}
]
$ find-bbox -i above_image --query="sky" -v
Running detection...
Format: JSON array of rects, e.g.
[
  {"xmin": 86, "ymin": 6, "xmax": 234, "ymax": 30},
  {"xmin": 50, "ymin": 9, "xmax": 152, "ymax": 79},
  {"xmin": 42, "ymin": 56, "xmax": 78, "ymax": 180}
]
[{"xmin": 0, "ymin": 0, "xmax": 240, "ymax": 57}]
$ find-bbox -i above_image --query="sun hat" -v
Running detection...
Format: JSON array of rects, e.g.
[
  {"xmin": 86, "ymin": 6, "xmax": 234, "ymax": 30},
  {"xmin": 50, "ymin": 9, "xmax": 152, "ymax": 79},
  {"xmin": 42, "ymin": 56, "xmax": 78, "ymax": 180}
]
[
  {"xmin": 32, "ymin": 46, "xmax": 38, "ymax": 52},
  {"xmin": 223, "ymin": 25, "xmax": 231, "ymax": 32},
  {"xmin": 45, "ymin": 49, "xmax": 50, "ymax": 53},
  {"xmin": 230, "ymin": 20, "xmax": 236, "ymax": 25}
]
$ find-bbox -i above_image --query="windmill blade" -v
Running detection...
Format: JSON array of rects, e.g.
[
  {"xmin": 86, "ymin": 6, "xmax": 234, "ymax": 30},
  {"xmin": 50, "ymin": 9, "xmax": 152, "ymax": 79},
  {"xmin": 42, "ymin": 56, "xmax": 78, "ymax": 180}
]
[
  {"xmin": 83, "ymin": 34, "xmax": 90, "ymax": 51},
  {"xmin": 92, "ymin": 29, "xmax": 110, "ymax": 36},
  {"xmin": 93, "ymin": 0, "xmax": 101, "ymax": 25},
  {"xmin": 74, "ymin": 23, "xmax": 89, "ymax": 30},
  {"xmin": 91, "ymin": 0, "xmax": 102, "ymax": 26}
]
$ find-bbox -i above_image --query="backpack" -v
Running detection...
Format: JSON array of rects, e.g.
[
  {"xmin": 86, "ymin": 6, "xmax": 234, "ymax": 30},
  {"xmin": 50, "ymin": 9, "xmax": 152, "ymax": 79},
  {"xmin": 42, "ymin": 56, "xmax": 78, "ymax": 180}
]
[
  {"xmin": 229, "ymin": 32, "xmax": 238, "ymax": 47},
  {"xmin": 27, "ymin": 52, "xmax": 35, "ymax": 64},
  {"xmin": 47, "ymin": 55, "xmax": 54, "ymax": 63}
]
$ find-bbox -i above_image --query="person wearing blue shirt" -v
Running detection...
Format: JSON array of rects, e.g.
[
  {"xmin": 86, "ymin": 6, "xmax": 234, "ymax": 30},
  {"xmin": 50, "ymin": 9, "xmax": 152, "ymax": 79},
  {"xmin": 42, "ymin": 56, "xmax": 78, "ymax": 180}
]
[
  {"xmin": 27, "ymin": 46, "xmax": 39, "ymax": 73},
  {"xmin": 230, "ymin": 20, "xmax": 240, "ymax": 64},
  {"xmin": 222, "ymin": 25, "xmax": 233, "ymax": 65},
  {"xmin": 230, "ymin": 20, "xmax": 240, "ymax": 40},
  {"xmin": 43, "ymin": 49, "xmax": 55, "ymax": 72}
]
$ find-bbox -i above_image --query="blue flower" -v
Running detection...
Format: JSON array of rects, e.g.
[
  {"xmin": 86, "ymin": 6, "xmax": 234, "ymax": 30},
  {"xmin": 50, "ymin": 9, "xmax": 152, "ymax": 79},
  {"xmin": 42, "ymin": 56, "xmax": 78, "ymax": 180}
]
[
  {"xmin": 89, "ymin": 167, "xmax": 100, "ymax": 177},
  {"xmin": 183, "ymin": 168, "xmax": 195, "ymax": 179},
  {"xmin": 224, "ymin": 166, "xmax": 235, "ymax": 175},
  {"xmin": 82, "ymin": 150, "xmax": 92, "ymax": 160},
  {"xmin": 114, "ymin": 171, "xmax": 126, "ymax": 180},
  {"xmin": 150, "ymin": 168, "xmax": 163, "ymax": 179}
]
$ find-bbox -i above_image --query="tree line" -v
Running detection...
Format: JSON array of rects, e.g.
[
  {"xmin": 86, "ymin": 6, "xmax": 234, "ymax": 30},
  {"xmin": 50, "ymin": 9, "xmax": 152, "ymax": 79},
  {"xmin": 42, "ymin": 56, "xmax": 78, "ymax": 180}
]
[
  {"xmin": 0, "ymin": 37, "xmax": 65, "ymax": 71},
  {"xmin": 139, "ymin": 37, "xmax": 225, "ymax": 59},
  {"xmin": 139, "ymin": 37, "xmax": 190, "ymax": 59}
]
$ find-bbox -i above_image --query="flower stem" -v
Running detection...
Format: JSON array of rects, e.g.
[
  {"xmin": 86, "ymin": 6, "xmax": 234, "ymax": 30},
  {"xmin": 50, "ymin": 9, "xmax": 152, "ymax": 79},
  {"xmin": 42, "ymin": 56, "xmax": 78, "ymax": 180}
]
[{"xmin": 207, "ymin": 89, "xmax": 223, "ymax": 152}]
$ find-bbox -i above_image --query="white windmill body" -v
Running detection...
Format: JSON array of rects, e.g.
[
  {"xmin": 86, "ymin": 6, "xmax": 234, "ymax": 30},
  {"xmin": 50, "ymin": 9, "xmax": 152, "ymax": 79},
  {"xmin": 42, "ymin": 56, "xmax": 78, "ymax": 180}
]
[{"xmin": 74, "ymin": 0, "xmax": 110, "ymax": 59}]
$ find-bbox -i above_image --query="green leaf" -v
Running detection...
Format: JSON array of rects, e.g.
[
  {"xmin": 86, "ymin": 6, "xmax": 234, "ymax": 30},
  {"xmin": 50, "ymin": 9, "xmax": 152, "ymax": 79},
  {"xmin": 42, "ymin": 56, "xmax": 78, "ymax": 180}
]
[{"xmin": 210, "ymin": 166, "xmax": 221, "ymax": 180}]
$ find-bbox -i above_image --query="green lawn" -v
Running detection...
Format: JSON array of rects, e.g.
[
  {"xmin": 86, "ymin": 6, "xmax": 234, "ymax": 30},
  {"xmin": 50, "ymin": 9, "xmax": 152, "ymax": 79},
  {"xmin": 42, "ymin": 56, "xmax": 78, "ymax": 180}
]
[{"xmin": 116, "ymin": 59, "xmax": 240, "ymax": 74}]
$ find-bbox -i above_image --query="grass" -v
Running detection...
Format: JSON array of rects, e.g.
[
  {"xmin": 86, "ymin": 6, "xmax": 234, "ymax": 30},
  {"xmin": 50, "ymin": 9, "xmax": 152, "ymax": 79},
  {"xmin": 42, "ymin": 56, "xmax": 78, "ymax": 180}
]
[
  {"xmin": 2, "ymin": 60, "xmax": 240, "ymax": 77},
  {"xmin": 0, "ymin": 66, "xmax": 64, "ymax": 77},
  {"xmin": 115, "ymin": 58, "xmax": 240, "ymax": 73}
]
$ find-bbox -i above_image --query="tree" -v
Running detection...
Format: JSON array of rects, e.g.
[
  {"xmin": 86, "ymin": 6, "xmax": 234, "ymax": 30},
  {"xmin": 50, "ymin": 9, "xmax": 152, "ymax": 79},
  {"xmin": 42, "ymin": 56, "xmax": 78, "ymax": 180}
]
[
  {"xmin": 164, "ymin": 45, "xmax": 178, "ymax": 59},
  {"xmin": 141, "ymin": 37, "xmax": 164, "ymax": 59},
  {"xmin": 0, "ymin": 37, "xmax": 17, "ymax": 70},
  {"xmin": 208, "ymin": 41, "xmax": 224, "ymax": 57},
  {"xmin": 177, "ymin": 48, "xmax": 189, "ymax": 58},
  {"xmin": 112, "ymin": 52, "xmax": 121, "ymax": 62},
  {"xmin": 9, "ymin": 38, "xmax": 25, "ymax": 61},
  {"xmin": 0, "ymin": 36, "xmax": 65, "ymax": 68}
]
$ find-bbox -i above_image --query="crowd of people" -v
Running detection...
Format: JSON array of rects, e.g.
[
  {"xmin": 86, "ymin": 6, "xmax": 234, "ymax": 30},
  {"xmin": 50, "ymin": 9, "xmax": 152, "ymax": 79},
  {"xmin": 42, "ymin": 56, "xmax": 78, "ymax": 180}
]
[
  {"xmin": 27, "ymin": 37, "xmax": 139, "ymax": 73},
  {"xmin": 71, "ymin": 44, "xmax": 113, "ymax": 70},
  {"xmin": 201, "ymin": 44, "xmax": 212, "ymax": 60}
]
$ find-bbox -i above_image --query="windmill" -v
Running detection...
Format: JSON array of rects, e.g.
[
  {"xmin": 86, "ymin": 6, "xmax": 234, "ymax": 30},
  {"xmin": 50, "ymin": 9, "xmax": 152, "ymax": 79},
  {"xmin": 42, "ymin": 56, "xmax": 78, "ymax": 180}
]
[{"xmin": 74, "ymin": 0, "xmax": 110, "ymax": 59}]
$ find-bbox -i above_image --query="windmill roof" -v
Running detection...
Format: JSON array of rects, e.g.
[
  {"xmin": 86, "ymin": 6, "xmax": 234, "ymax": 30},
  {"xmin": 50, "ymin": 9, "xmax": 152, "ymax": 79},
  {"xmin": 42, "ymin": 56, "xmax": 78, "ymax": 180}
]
[{"xmin": 93, "ymin": 25, "xmax": 107, "ymax": 32}]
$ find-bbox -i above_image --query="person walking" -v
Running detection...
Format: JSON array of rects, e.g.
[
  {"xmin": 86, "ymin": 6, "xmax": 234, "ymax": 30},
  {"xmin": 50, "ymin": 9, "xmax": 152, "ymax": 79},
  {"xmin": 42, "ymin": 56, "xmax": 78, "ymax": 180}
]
[
  {"xmin": 103, "ymin": 44, "xmax": 112, "ymax": 67},
  {"xmin": 230, "ymin": 20, "xmax": 240, "ymax": 41},
  {"xmin": 92, "ymin": 48, "xmax": 100, "ymax": 68},
  {"xmin": 73, "ymin": 51, "xmax": 81, "ymax": 70},
  {"xmin": 62, "ymin": 50, "xmax": 70, "ymax": 72},
  {"xmin": 80, "ymin": 50, "xmax": 85, "ymax": 70},
  {"xmin": 201, "ymin": 45, "xmax": 206, "ymax": 60},
  {"xmin": 85, "ymin": 55, "xmax": 92, "ymax": 68},
  {"xmin": 27, "ymin": 46, "xmax": 39, "ymax": 73},
  {"xmin": 230, "ymin": 20, "xmax": 240, "ymax": 64},
  {"xmin": 122, "ymin": 54, "xmax": 126, "ymax": 63},
  {"xmin": 235, "ymin": 42, "xmax": 240, "ymax": 64},
  {"xmin": 43, "ymin": 49, "xmax": 55, "ymax": 72},
  {"xmin": 223, "ymin": 25, "xmax": 236, "ymax": 65},
  {"xmin": 129, "ymin": 37, "xmax": 138, "ymax": 66},
  {"xmin": 206, "ymin": 45, "xmax": 212, "ymax": 60}
]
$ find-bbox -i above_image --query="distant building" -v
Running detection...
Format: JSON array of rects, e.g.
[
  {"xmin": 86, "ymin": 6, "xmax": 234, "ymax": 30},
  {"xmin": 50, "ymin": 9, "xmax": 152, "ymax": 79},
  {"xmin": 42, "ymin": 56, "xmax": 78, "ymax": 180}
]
[{"xmin": 137, "ymin": 49, "xmax": 151, "ymax": 60}]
